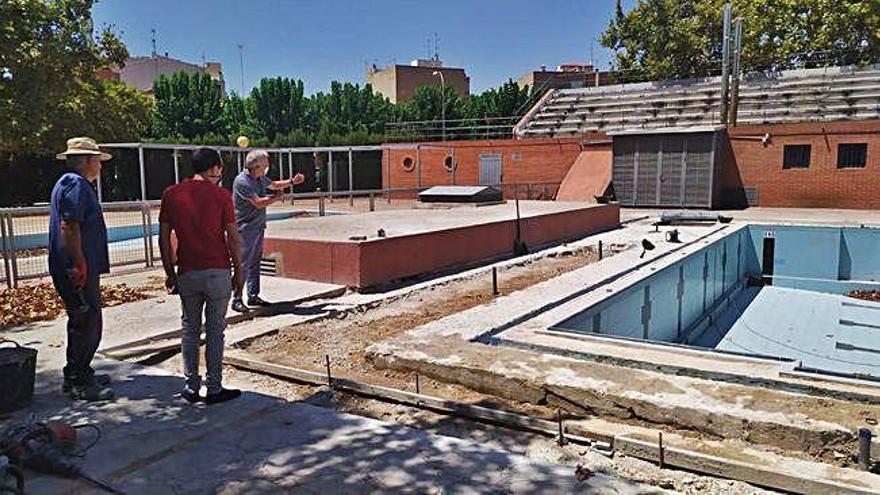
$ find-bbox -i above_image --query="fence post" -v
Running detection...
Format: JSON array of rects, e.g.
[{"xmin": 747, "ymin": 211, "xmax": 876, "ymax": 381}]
[
  {"xmin": 319, "ymin": 195, "xmax": 326, "ymax": 217},
  {"xmin": 526, "ymin": 183, "xmax": 532, "ymax": 200},
  {"xmin": 141, "ymin": 205, "xmax": 151, "ymax": 268},
  {"xmin": 1, "ymin": 212, "xmax": 12, "ymax": 289},
  {"xmin": 369, "ymin": 192, "xmax": 375, "ymax": 212},
  {"xmin": 347, "ymin": 148, "xmax": 353, "ymax": 195},
  {"xmin": 144, "ymin": 204, "xmax": 155, "ymax": 267},
  {"xmin": 173, "ymin": 150, "xmax": 180, "ymax": 184},
  {"xmin": 138, "ymin": 145, "xmax": 146, "ymax": 202},
  {"xmin": 6, "ymin": 215, "xmax": 18, "ymax": 288}
]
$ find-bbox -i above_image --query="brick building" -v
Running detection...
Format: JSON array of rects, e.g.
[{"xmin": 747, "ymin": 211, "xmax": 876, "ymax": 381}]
[
  {"xmin": 382, "ymin": 137, "xmax": 593, "ymax": 195},
  {"xmin": 723, "ymin": 121, "xmax": 879, "ymax": 209},
  {"xmin": 516, "ymin": 63, "xmax": 615, "ymax": 92},
  {"xmin": 503, "ymin": 64, "xmax": 880, "ymax": 209},
  {"xmin": 101, "ymin": 54, "xmax": 225, "ymax": 94},
  {"xmin": 367, "ymin": 59, "xmax": 469, "ymax": 103}
]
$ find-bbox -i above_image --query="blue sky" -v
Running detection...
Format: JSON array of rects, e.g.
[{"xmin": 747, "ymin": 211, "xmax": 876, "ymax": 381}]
[{"xmin": 93, "ymin": 0, "xmax": 624, "ymax": 95}]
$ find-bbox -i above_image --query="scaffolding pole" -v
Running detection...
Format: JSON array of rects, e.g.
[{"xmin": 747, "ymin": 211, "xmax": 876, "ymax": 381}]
[
  {"xmin": 729, "ymin": 17, "xmax": 744, "ymax": 126},
  {"xmin": 719, "ymin": 3, "xmax": 732, "ymax": 125}
]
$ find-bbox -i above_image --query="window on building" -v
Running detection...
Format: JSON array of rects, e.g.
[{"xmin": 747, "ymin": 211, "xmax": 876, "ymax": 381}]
[
  {"xmin": 837, "ymin": 143, "xmax": 868, "ymax": 169},
  {"xmin": 401, "ymin": 156, "xmax": 414, "ymax": 172},
  {"xmin": 782, "ymin": 144, "xmax": 811, "ymax": 169}
]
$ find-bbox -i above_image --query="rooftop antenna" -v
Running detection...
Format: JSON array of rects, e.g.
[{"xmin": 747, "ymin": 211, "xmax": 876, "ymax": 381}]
[
  {"xmin": 237, "ymin": 43, "xmax": 245, "ymax": 95},
  {"xmin": 589, "ymin": 38, "xmax": 595, "ymax": 66},
  {"xmin": 434, "ymin": 32, "xmax": 440, "ymax": 62},
  {"xmin": 150, "ymin": 28, "xmax": 157, "ymax": 57}
]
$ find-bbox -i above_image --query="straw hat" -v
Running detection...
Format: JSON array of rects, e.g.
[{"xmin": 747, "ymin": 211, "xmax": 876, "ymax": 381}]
[{"xmin": 56, "ymin": 137, "xmax": 112, "ymax": 161}]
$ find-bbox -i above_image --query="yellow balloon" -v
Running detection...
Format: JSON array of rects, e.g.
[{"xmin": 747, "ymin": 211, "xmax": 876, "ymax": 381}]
[{"xmin": 236, "ymin": 136, "xmax": 250, "ymax": 148}]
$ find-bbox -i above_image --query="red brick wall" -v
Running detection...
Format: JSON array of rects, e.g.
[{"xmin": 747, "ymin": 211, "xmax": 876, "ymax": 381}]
[
  {"xmin": 382, "ymin": 136, "xmax": 601, "ymax": 194},
  {"xmin": 724, "ymin": 121, "xmax": 880, "ymax": 208}
]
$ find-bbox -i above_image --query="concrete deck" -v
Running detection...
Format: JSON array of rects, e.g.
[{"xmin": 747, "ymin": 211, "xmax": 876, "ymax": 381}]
[
  {"xmin": 4, "ymin": 275, "xmax": 344, "ymax": 357},
  {"xmin": 264, "ymin": 201, "xmax": 620, "ymax": 288},
  {"xmin": 3, "ymin": 299, "xmax": 650, "ymax": 494},
  {"xmin": 266, "ymin": 201, "xmax": 608, "ymax": 242},
  {"xmin": 5, "ymin": 351, "xmax": 635, "ymax": 494}
]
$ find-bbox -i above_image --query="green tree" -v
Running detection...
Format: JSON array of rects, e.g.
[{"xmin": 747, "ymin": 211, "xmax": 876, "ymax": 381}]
[
  {"xmin": 223, "ymin": 92, "xmax": 251, "ymax": 137},
  {"xmin": 601, "ymin": 0, "xmax": 879, "ymax": 81},
  {"xmin": 151, "ymin": 71, "xmax": 225, "ymax": 139},
  {"xmin": 463, "ymin": 80, "xmax": 531, "ymax": 119},
  {"xmin": 400, "ymin": 84, "xmax": 464, "ymax": 122},
  {"xmin": 248, "ymin": 77, "xmax": 306, "ymax": 141},
  {"xmin": 308, "ymin": 81, "xmax": 395, "ymax": 136},
  {"xmin": 0, "ymin": 0, "xmax": 151, "ymax": 157}
]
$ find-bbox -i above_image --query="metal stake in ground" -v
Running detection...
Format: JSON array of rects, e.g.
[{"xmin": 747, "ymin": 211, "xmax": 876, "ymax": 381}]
[
  {"xmin": 858, "ymin": 427, "xmax": 872, "ymax": 471},
  {"xmin": 658, "ymin": 432, "xmax": 665, "ymax": 469},
  {"xmin": 556, "ymin": 409, "xmax": 566, "ymax": 446},
  {"xmin": 492, "ymin": 267, "xmax": 499, "ymax": 296},
  {"xmin": 513, "ymin": 199, "xmax": 528, "ymax": 256},
  {"xmin": 415, "ymin": 374, "xmax": 420, "ymax": 394},
  {"xmin": 325, "ymin": 354, "xmax": 332, "ymax": 387}
]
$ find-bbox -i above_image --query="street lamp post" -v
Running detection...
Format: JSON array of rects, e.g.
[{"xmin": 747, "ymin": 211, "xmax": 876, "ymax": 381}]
[{"xmin": 432, "ymin": 70, "xmax": 446, "ymax": 141}]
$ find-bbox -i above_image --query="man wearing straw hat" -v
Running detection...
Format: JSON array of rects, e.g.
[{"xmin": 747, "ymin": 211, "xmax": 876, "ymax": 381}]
[{"xmin": 49, "ymin": 137, "xmax": 114, "ymax": 401}]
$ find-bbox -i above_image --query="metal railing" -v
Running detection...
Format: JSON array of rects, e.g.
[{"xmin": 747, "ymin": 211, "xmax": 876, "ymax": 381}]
[
  {"xmin": 0, "ymin": 201, "xmax": 159, "ymax": 288},
  {"xmin": 0, "ymin": 182, "xmax": 561, "ymax": 288}
]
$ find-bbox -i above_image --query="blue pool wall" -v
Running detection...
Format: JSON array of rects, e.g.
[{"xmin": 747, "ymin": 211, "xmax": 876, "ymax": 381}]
[
  {"xmin": 747, "ymin": 225, "xmax": 880, "ymax": 293},
  {"xmin": 556, "ymin": 227, "xmax": 751, "ymax": 343},
  {"xmin": 555, "ymin": 224, "xmax": 880, "ymax": 342}
]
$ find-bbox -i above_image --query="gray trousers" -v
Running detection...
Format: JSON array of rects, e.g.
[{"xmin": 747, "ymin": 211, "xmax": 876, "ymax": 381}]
[
  {"xmin": 52, "ymin": 272, "xmax": 102, "ymax": 386},
  {"xmin": 239, "ymin": 227, "xmax": 264, "ymax": 299},
  {"xmin": 178, "ymin": 269, "xmax": 231, "ymax": 395}
]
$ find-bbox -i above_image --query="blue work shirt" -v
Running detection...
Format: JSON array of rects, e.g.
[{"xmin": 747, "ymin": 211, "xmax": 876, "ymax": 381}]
[
  {"xmin": 232, "ymin": 170, "xmax": 272, "ymax": 231},
  {"xmin": 48, "ymin": 172, "xmax": 109, "ymax": 278}
]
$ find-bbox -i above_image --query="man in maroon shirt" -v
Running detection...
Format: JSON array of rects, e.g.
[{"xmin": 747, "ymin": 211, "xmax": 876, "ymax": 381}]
[{"xmin": 158, "ymin": 148, "xmax": 244, "ymax": 405}]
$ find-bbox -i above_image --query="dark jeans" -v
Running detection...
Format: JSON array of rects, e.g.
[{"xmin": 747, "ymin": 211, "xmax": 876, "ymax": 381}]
[
  {"xmin": 51, "ymin": 272, "xmax": 102, "ymax": 386},
  {"xmin": 239, "ymin": 227, "xmax": 265, "ymax": 299}
]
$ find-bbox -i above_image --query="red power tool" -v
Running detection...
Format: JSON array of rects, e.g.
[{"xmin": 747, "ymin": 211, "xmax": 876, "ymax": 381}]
[{"xmin": 0, "ymin": 420, "xmax": 122, "ymax": 494}]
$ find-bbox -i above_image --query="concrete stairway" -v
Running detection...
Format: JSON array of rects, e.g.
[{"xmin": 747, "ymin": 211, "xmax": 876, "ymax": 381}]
[{"xmin": 515, "ymin": 65, "xmax": 880, "ymax": 137}]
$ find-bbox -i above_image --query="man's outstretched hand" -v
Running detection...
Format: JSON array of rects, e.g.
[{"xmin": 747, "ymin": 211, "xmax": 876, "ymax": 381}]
[{"xmin": 291, "ymin": 173, "xmax": 305, "ymax": 186}]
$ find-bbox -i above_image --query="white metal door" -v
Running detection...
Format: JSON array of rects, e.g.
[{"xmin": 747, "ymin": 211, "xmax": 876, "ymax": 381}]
[{"xmin": 479, "ymin": 153, "xmax": 502, "ymax": 185}]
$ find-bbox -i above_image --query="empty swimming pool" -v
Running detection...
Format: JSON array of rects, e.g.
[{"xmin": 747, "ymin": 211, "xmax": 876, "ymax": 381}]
[{"xmin": 551, "ymin": 225, "xmax": 880, "ymax": 380}]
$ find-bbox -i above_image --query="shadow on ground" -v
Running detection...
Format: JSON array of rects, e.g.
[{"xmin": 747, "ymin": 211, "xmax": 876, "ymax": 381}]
[{"xmin": 2, "ymin": 363, "xmax": 600, "ymax": 494}]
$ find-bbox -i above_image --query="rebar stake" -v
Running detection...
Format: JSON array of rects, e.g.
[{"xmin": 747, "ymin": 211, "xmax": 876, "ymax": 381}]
[
  {"xmin": 556, "ymin": 409, "xmax": 566, "ymax": 446},
  {"xmin": 325, "ymin": 354, "xmax": 332, "ymax": 387},
  {"xmin": 415, "ymin": 374, "xmax": 420, "ymax": 394},
  {"xmin": 858, "ymin": 428, "xmax": 872, "ymax": 471},
  {"xmin": 598, "ymin": 240, "xmax": 603, "ymax": 260},
  {"xmin": 659, "ymin": 432, "xmax": 665, "ymax": 469},
  {"xmin": 492, "ymin": 267, "xmax": 499, "ymax": 296}
]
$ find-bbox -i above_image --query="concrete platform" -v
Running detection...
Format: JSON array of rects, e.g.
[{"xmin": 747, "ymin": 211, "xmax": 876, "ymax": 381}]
[{"xmin": 264, "ymin": 201, "xmax": 620, "ymax": 289}]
